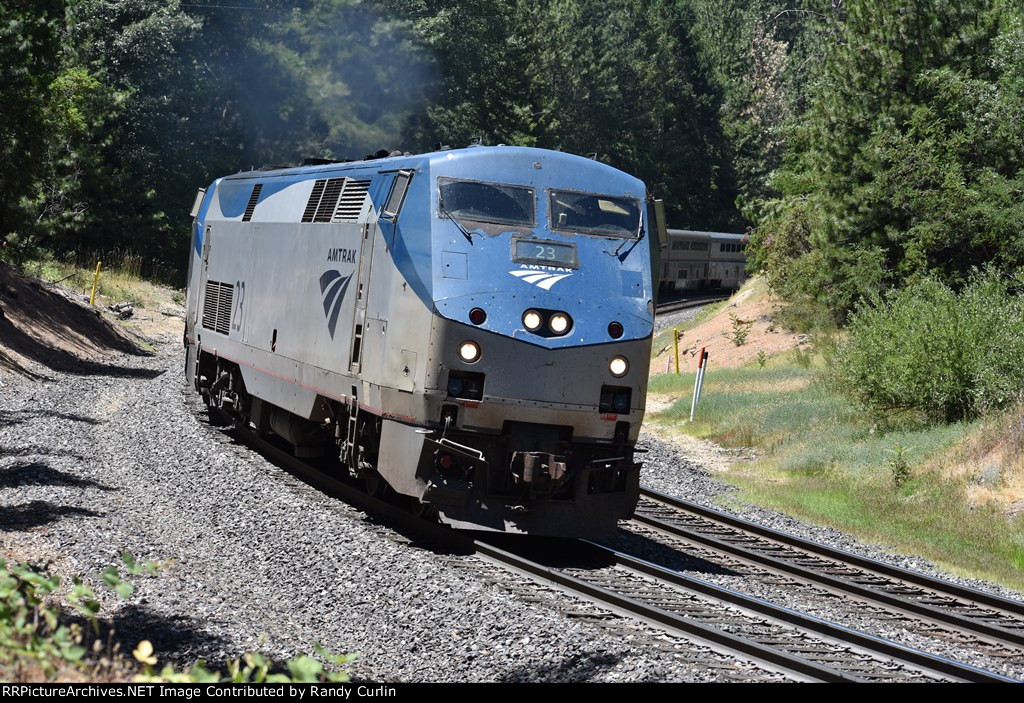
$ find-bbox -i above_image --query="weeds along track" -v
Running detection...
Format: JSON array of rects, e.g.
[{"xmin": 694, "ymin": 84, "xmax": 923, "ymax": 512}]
[
  {"xmin": 628, "ymin": 486, "xmax": 1024, "ymax": 672},
  {"xmin": 223, "ymin": 413, "xmax": 1017, "ymax": 683}
]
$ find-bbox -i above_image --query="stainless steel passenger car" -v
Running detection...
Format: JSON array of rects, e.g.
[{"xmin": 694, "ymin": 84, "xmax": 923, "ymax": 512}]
[
  {"xmin": 660, "ymin": 229, "xmax": 748, "ymax": 292},
  {"xmin": 184, "ymin": 146, "xmax": 663, "ymax": 537}
]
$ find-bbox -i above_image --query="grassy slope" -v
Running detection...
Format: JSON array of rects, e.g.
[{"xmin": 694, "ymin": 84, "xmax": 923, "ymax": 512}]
[
  {"xmin": 649, "ymin": 284, "xmax": 1024, "ymax": 590},
  {"xmin": 20, "ymin": 254, "xmax": 183, "ymax": 311}
]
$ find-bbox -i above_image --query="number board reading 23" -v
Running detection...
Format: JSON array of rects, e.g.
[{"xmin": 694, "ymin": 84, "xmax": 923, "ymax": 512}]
[{"xmin": 512, "ymin": 238, "xmax": 578, "ymax": 268}]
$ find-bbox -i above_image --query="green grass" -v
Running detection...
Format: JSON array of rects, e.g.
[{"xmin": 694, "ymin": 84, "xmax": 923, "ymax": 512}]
[
  {"xmin": 649, "ymin": 350, "xmax": 1024, "ymax": 590},
  {"xmin": 20, "ymin": 252, "xmax": 182, "ymax": 310}
]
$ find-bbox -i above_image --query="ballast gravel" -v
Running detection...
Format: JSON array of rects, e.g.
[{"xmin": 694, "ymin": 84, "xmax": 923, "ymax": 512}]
[
  {"xmin": 3, "ymin": 334, "xmax": 1023, "ymax": 682},
  {"xmin": 0, "ymin": 343, "xmax": 777, "ymax": 682},
  {"xmin": 638, "ymin": 431, "xmax": 1024, "ymax": 606}
]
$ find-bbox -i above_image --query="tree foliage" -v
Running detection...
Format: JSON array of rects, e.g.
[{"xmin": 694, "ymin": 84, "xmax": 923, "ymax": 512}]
[
  {"xmin": 1, "ymin": 0, "xmax": 432, "ymax": 277},
  {"xmin": 749, "ymin": 1, "xmax": 1024, "ymax": 318},
  {"xmin": 404, "ymin": 0, "xmax": 741, "ymax": 229},
  {"xmin": 4, "ymin": 0, "xmax": 1021, "ymax": 301}
]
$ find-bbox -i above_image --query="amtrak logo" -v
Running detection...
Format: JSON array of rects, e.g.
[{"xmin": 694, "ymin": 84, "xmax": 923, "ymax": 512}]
[
  {"xmin": 319, "ymin": 270, "xmax": 353, "ymax": 338},
  {"xmin": 509, "ymin": 267, "xmax": 573, "ymax": 290}
]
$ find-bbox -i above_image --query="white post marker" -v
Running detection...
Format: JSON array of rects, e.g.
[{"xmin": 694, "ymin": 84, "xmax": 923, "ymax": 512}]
[
  {"xmin": 695, "ymin": 350, "xmax": 710, "ymax": 407},
  {"xmin": 689, "ymin": 346, "xmax": 707, "ymax": 422}
]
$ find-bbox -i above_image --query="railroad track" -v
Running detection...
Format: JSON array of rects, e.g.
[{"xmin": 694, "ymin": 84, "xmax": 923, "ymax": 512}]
[
  {"xmin": 215, "ymin": 418, "xmax": 786, "ymax": 681},
  {"xmin": 633, "ymin": 487, "xmax": 1024, "ymax": 655},
  {"xmin": 474, "ymin": 537, "xmax": 1017, "ymax": 682},
  {"xmin": 214, "ymin": 413, "xmax": 1020, "ymax": 682},
  {"xmin": 654, "ymin": 293, "xmax": 730, "ymax": 315}
]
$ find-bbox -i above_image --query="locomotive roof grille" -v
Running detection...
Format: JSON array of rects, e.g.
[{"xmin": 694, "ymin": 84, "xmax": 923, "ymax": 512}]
[
  {"xmin": 301, "ymin": 180, "xmax": 327, "ymax": 222},
  {"xmin": 301, "ymin": 177, "xmax": 370, "ymax": 223},
  {"xmin": 241, "ymin": 184, "xmax": 262, "ymax": 222}
]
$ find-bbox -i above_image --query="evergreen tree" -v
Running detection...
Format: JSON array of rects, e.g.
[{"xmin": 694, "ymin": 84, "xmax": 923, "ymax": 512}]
[
  {"xmin": 0, "ymin": 1, "xmax": 64, "ymax": 256},
  {"xmin": 751, "ymin": 0, "xmax": 1008, "ymax": 316}
]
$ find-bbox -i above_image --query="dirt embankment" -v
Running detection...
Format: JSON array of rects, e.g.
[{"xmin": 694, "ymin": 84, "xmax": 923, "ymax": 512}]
[
  {"xmin": 0, "ymin": 261, "xmax": 183, "ymax": 381},
  {"xmin": 653, "ymin": 283, "xmax": 812, "ymax": 374}
]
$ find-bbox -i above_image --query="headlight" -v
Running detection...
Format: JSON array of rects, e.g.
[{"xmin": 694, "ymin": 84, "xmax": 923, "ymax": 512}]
[
  {"xmin": 522, "ymin": 310, "xmax": 543, "ymax": 331},
  {"xmin": 458, "ymin": 341, "xmax": 481, "ymax": 363},
  {"xmin": 549, "ymin": 313, "xmax": 571, "ymax": 335},
  {"xmin": 609, "ymin": 356, "xmax": 629, "ymax": 377}
]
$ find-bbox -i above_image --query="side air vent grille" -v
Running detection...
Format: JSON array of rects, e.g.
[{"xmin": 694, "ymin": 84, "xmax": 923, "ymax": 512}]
[
  {"xmin": 314, "ymin": 178, "xmax": 345, "ymax": 222},
  {"xmin": 301, "ymin": 180, "xmax": 327, "ymax": 222},
  {"xmin": 334, "ymin": 179, "xmax": 370, "ymax": 222},
  {"xmin": 301, "ymin": 177, "xmax": 370, "ymax": 223},
  {"xmin": 201, "ymin": 280, "xmax": 234, "ymax": 335},
  {"xmin": 242, "ymin": 184, "xmax": 262, "ymax": 222}
]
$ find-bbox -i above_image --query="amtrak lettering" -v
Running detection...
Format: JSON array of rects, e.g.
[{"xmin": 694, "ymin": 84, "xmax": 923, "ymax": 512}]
[
  {"xmin": 327, "ymin": 248, "xmax": 357, "ymax": 263},
  {"xmin": 518, "ymin": 264, "xmax": 572, "ymax": 273}
]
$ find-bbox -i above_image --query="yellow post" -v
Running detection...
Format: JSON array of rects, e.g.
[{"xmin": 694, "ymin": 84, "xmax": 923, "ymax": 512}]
[
  {"xmin": 673, "ymin": 328, "xmax": 681, "ymax": 376},
  {"xmin": 89, "ymin": 261, "xmax": 102, "ymax": 306}
]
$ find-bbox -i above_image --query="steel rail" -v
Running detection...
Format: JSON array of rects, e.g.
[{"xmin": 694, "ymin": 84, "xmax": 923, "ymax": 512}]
[
  {"xmin": 475, "ymin": 538, "xmax": 1015, "ymax": 682},
  {"xmin": 631, "ymin": 502, "xmax": 1024, "ymax": 652},
  {"xmin": 654, "ymin": 294, "xmax": 730, "ymax": 315},
  {"xmin": 587, "ymin": 542, "xmax": 1016, "ymax": 683},
  {"xmin": 208, "ymin": 414, "xmax": 1017, "ymax": 683},
  {"xmin": 472, "ymin": 539, "xmax": 853, "ymax": 682},
  {"xmin": 639, "ymin": 486, "xmax": 1024, "ymax": 623}
]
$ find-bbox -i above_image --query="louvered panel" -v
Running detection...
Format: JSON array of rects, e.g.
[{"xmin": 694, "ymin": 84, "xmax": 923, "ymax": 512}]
[
  {"xmin": 201, "ymin": 281, "xmax": 220, "ymax": 331},
  {"xmin": 313, "ymin": 178, "xmax": 345, "ymax": 222},
  {"xmin": 301, "ymin": 180, "xmax": 327, "ymax": 222},
  {"xmin": 215, "ymin": 284, "xmax": 233, "ymax": 334},
  {"xmin": 333, "ymin": 179, "xmax": 370, "ymax": 222},
  {"xmin": 242, "ymin": 184, "xmax": 262, "ymax": 222},
  {"xmin": 201, "ymin": 281, "xmax": 234, "ymax": 335}
]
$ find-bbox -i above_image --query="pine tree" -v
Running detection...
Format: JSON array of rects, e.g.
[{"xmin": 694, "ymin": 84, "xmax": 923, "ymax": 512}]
[{"xmin": 752, "ymin": 0, "xmax": 1006, "ymax": 316}]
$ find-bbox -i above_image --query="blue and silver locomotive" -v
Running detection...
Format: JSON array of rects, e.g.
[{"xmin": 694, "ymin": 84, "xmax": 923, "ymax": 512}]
[{"xmin": 185, "ymin": 146, "xmax": 663, "ymax": 537}]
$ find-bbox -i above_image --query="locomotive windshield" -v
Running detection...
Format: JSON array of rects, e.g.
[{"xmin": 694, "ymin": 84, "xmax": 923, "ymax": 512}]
[
  {"xmin": 438, "ymin": 178, "xmax": 535, "ymax": 228},
  {"xmin": 549, "ymin": 191, "xmax": 641, "ymax": 239}
]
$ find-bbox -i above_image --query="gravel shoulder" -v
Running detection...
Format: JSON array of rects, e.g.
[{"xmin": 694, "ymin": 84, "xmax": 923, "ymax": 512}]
[
  {"xmin": 3, "ymin": 271, "xmax": 1022, "ymax": 682},
  {"xmin": 0, "ymin": 338, "xmax": 779, "ymax": 682}
]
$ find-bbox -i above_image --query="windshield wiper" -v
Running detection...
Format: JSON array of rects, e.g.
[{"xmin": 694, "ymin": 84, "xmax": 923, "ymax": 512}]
[
  {"xmin": 450, "ymin": 215, "xmax": 475, "ymax": 244},
  {"xmin": 606, "ymin": 208, "xmax": 643, "ymax": 258},
  {"xmin": 440, "ymin": 203, "xmax": 475, "ymax": 243}
]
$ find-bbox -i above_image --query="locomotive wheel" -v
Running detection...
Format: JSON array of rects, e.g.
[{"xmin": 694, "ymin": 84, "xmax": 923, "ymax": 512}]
[
  {"xmin": 205, "ymin": 403, "xmax": 232, "ymax": 427},
  {"xmin": 363, "ymin": 470, "xmax": 389, "ymax": 499},
  {"xmin": 408, "ymin": 497, "xmax": 438, "ymax": 522}
]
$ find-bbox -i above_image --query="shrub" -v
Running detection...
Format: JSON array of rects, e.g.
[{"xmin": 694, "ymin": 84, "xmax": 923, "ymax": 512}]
[
  {"xmin": 0, "ymin": 557, "xmax": 355, "ymax": 683},
  {"xmin": 888, "ymin": 444, "xmax": 912, "ymax": 488},
  {"xmin": 830, "ymin": 271, "xmax": 1024, "ymax": 422},
  {"xmin": 728, "ymin": 314, "xmax": 754, "ymax": 346}
]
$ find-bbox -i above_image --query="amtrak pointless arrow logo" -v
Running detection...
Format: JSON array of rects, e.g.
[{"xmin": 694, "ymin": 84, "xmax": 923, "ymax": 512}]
[
  {"xmin": 509, "ymin": 268, "xmax": 573, "ymax": 290},
  {"xmin": 319, "ymin": 270, "xmax": 353, "ymax": 338}
]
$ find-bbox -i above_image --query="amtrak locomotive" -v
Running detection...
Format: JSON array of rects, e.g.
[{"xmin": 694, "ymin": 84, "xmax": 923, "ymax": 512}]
[{"xmin": 184, "ymin": 146, "xmax": 663, "ymax": 537}]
